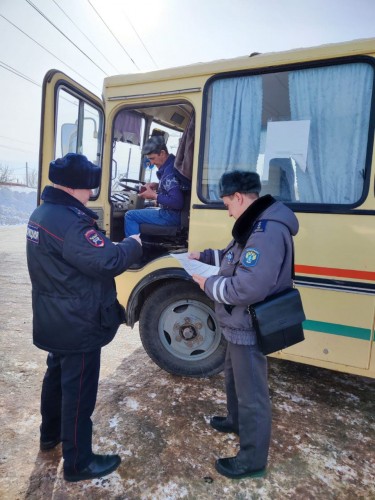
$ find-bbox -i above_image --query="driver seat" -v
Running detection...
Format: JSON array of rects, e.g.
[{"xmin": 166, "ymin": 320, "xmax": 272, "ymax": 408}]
[{"xmin": 139, "ymin": 189, "xmax": 191, "ymax": 250}]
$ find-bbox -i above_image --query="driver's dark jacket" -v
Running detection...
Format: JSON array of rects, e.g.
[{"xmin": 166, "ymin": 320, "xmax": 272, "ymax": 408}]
[
  {"xmin": 155, "ymin": 154, "xmax": 184, "ymax": 211},
  {"xmin": 26, "ymin": 186, "xmax": 142, "ymax": 354}
]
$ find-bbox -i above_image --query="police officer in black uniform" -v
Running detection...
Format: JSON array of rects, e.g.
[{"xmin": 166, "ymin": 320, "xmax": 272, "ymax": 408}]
[{"xmin": 26, "ymin": 153, "xmax": 142, "ymax": 482}]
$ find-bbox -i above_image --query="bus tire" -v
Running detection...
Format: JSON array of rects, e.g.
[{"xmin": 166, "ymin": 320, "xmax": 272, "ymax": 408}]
[{"xmin": 139, "ymin": 281, "xmax": 226, "ymax": 378}]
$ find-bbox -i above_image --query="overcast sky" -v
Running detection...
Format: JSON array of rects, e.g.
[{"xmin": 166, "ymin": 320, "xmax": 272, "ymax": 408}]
[{"xmin": 0, "ymin": 0, "xmax": 374, "ymax": 182}]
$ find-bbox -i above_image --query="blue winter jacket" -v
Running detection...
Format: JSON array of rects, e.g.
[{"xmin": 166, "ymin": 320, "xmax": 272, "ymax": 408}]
[
  {"xmin": 155, "ymin": 154, "xmax": 184, "ymax": 211},
  {"xmin": 199, "ymin": 195, "xmax": 299, "ymax": 345},
  {"xmin": 26, "ymin": 186, "xmax": 142, "ymax": 354}
]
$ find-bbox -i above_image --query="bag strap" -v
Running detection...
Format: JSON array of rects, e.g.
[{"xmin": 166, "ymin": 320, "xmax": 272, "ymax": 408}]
[
  {"xmin": 291, "ymin": 239, "xmax": 295, "ymax": 281},
  {"xmin": 246, "ymin": 223, "xmax": 295, "ymax": 315}
]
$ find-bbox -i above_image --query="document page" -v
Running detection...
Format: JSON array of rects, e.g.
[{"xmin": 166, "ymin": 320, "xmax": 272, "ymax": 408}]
[{"xmin": 170, "ymin": 252, "xmax": 220, "ymax": 278}]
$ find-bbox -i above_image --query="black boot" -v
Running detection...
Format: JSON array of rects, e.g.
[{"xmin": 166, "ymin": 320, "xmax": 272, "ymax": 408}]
[
  {"xmin": 40, "ymin": 436, "xmax": 61, "ymax": 451},
  {"xmin": 64, "ymin": 454, "xmax": 121, "ymax": 482},
  {"xmin": 215, "ymin": 456, "xmax": 266, "ymax": 479},
  {"xmin": 210, "ymin": 416, "xmax": 239, "ymax": 435}
]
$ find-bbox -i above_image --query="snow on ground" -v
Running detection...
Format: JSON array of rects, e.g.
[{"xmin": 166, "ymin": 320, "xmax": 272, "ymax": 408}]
[{"xmin": 0, "ymin": 185, "xmax": 37, "ymax": 225}]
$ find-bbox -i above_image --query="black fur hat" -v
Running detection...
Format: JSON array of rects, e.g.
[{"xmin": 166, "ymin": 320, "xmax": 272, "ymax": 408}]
[
  {"xmin": 219, "ymin": 170, "xmax": 261, "ymax": 197},
  {"xmin": 49, "ymin": 153, "xmax": 101, "ymax": 189}
]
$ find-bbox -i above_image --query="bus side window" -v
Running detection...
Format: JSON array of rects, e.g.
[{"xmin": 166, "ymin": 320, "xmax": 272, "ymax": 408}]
[{"xmin": 201, "ymin": 62, "xmax": 374, "ymax": 207}]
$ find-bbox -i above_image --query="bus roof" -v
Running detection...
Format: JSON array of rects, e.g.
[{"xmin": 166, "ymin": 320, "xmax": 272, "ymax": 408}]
[{"xmin": 103, "ymin": 37, "xmax": 375, "ymax": 93}]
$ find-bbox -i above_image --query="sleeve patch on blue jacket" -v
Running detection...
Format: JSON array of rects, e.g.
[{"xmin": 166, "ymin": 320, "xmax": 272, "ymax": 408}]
[
  {"xmin": 242, "ymin": 248, "xmax": 259, "ymax": 267},
  {"xmin": 253, "ymin": 220, "xmax": 267, "ymax": 232},
  {"xmin": 84, "ymin": 229, "xmax": 105, "ymax": 247},
  {"xmin": 26, "ymin": 224, "xmax": 39, "ymax": 244}
]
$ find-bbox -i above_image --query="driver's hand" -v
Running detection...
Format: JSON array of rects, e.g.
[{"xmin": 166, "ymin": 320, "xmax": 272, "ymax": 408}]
[{"xmin": 138, "ymin": 185, "xmax": 157, "ymax": 200}]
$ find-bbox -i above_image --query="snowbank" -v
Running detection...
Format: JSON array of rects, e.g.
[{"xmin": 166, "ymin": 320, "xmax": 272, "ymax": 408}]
[{"xmin": 0, "ymin": 186, "xmax": 37, "ymax": 225}]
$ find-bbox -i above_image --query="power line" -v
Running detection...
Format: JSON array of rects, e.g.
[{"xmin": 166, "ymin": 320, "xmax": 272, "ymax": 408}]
[
  {"xmin": 24, "ymin": 0, "xmax": 110, "ymax": 76},
  {"xmin": 0, "ymin": 135, "xmax": 36, "ymax": 147},
  {"xmin": 0, "ymin": 143, "xmax": 37, "ymax": 155},
  {"xmin": 0, "ymin": 60, "xmax": 40, "ymax": 86},
  {"xmin": 0, "ymin": 64, "xmax": 98, "ymax": 157},
  {"xmin": 51, "ymin": 0, "xmax": 122, "ymax": 74},
  {"xmin": 0, "ymin": 163, "xmax": 35, "ymax": 172},
  {"xmin": 0, "ymin": 13, "xmax": 101, "ymax": 92},
  {"xmin": 87, "ymin": 0, "xmax": 140, "ymax": 71},
  {"xmin": 121, "ymin": 9, "xmax": 158, "ymax": 69}
]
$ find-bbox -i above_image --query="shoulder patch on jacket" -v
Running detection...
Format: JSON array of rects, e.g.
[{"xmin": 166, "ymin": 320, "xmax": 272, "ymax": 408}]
[
  {"xmin": 242, "ymin": 248, "xmax": 259, "ymax": 267},
  {"xmin": 84, "ymin": 229, "xmax": 105, "ymax": 247},
  {"xmin": 253, "ymin": 220, "xmax": 268, "ymax": 233},
  {"xmin": 26, "ymin": 223, "xmax": 39, "ymax": 244}
]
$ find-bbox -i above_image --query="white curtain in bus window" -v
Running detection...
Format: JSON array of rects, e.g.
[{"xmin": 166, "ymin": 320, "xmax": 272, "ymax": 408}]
[
  {"xmin": 113, "ymin": 110, "xmax": 142, "ymax": 145},
  {"xmin": 289, "ymin": 63, "xmax": 373, "ymax": 204},
  {"xmin": 206, "ymin": 76, "xmax": 262, "ymax": 200}
]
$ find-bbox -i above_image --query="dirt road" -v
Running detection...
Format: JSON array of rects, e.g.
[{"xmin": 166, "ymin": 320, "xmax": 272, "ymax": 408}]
[{"xmin": 0, "ymin": 225, "xmax": 374, "ymax": 499}]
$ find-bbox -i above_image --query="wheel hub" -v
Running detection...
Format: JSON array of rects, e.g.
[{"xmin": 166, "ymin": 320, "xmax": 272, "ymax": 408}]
[{"xmin": 174, "ymin": 317, "xmax": 203, "ymax": 347}]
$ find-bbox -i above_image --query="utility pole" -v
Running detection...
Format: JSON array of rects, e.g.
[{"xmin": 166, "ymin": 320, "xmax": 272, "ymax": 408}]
[
  {"xmin": 126, "ymin": 148, "xmax": 131, "ymax": 178},
  {"xmin": 25, "ymin": 162, "xmax": 29, "ymax": 187}
]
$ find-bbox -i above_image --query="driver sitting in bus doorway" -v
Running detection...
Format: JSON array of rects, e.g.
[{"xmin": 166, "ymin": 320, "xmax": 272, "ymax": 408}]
[{"xmin": 124, "ymin": 135, "xmax": 184, "ymax": 236}]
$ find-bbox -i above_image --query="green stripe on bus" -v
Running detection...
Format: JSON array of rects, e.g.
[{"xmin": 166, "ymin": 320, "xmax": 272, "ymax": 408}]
[{"xmin": 303, "ymin": 320, "xmax": 371, "ymax": 341}]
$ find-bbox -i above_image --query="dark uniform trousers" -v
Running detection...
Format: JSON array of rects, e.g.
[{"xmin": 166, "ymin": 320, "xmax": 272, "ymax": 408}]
[
  {"xmin": 225, "ymin": 342, "xmax": 271, "ymax": 470},
  {"xmin": 40, "ymin": 349, "xmax": 101, "ymax": 471}
]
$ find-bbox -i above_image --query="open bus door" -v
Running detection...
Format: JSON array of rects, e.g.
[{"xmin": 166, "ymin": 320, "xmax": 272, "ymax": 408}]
[{"xmin": 39, "ymin": 70, "xmax": 108, "ymax": 230}]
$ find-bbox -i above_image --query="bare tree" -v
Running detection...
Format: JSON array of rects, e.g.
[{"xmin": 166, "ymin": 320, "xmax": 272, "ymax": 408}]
[
  {"xmin": 27, "ymin": 169, "xmax": 38, "ymax": 188},
  {"xmin": 0, "ymin": 164, "xmax": 15, "ymax": 183}
]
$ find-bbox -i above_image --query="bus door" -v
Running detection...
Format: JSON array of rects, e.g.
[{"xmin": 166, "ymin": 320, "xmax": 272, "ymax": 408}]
[{"xmin": 39, "ymin": 70, "xmax": 107, "ymax": 229}]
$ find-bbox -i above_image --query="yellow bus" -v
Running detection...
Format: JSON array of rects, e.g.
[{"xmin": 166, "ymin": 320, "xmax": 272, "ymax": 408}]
[{"xmin": 39, "ymin": 38, "xmax": 375, "ymax": 378}]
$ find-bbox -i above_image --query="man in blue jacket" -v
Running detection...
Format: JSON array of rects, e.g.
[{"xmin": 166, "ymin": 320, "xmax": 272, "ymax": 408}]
[
  {"xmin": 124, "ymin": 135, "xmax": 184, "ymax": 236},
  {"xmin": 191, "ymin": 170, "xmax": 299, "ymax": 480},
  {"xmin": 27, "ymin": 153, "xmax": 142, "ymax": 482}
]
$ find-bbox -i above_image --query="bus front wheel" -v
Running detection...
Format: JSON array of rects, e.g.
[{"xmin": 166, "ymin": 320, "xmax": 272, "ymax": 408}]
[{"xmin": 139, "ymin": 281, "xmax": 226, "ymax": 377}]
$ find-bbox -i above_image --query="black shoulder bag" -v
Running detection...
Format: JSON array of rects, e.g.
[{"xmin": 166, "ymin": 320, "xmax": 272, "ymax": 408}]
[{"xmin": 248, "ymin": 240, "xmax": 305, "ymax": 355}]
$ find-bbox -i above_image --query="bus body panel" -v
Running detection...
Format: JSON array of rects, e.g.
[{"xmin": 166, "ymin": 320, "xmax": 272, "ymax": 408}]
[{"xmin": 39, "ymin": 39, "xmax": 375, "ymax": 378}]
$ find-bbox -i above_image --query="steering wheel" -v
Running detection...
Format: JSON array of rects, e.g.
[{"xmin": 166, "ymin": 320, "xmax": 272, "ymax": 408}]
[{"xmin": 118, "ymin": 178, "xmax": 146, "ymax": 193}]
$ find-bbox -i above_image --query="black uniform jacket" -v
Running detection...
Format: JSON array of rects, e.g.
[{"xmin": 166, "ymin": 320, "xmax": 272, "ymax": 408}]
[{"xmin": 26, "ymin": 186, "xmax": 142, "ymax": 354}]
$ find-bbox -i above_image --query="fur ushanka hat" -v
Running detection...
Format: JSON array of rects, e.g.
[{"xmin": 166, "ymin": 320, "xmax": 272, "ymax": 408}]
[
  {"xmin": 49, "ymin": 153, "xmax": 101, "ymax": 189},
  {"xmin": 219, "ymin": 170, "xmax": 261, "ymax": 197}
]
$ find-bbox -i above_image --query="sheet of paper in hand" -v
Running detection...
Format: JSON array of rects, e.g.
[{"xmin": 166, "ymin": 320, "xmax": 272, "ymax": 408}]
[{"xmin": 170, "ymin": 252, "xmax": 220, "ymax": 278}]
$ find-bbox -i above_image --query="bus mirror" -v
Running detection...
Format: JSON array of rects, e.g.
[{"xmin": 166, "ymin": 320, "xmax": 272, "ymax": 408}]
[
  {"xmin": 61, "ymin": 123, "xmax": 77, "ymax": 157},
  {"xmin": 61, "ymin": 118, "xmax": 98, "ymax": 157}
]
